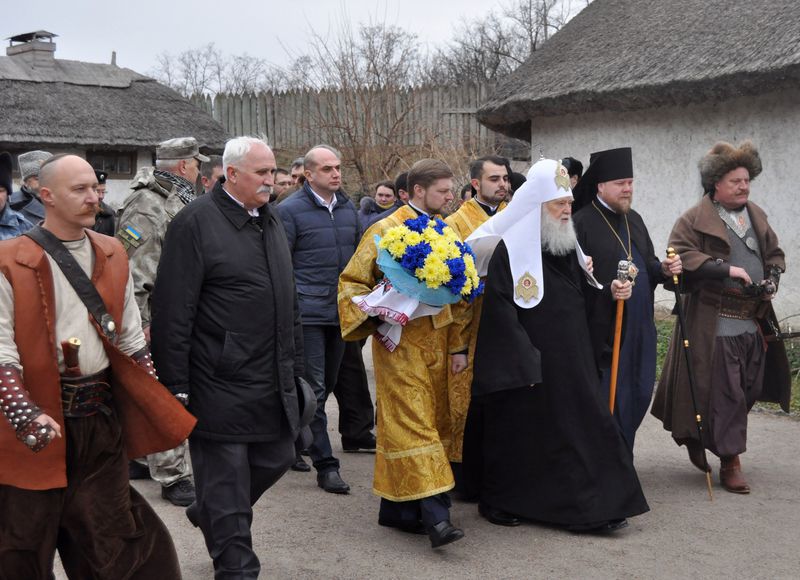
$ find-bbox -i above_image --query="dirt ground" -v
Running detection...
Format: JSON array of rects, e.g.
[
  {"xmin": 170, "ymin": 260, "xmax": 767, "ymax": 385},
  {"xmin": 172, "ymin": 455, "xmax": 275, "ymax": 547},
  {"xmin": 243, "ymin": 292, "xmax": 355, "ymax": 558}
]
[{"xmin": 56, "ymin": 342, "xmax": 800, "ymax": 579}]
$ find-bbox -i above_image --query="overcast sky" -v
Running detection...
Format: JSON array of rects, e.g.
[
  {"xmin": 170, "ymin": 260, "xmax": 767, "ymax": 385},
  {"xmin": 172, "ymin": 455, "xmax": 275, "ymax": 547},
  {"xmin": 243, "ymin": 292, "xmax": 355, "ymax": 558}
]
[{"xmin": 6, "ymin": 0, "xmax": 516, "ymax": 75}]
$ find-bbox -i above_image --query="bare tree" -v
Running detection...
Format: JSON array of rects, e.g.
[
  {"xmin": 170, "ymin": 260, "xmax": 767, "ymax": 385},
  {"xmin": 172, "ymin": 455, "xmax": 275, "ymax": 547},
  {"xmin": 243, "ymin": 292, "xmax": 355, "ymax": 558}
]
[
  {"xmin": 427, "ymin": 0, "xmax": 585, "ymax": 84},
  {"xmin": 286, "ymin": 19, "xmax": 426, "ymax": 193},
  {"xmin": 149, "ymin": 43, "xmax": 284, "ymax": 96}
]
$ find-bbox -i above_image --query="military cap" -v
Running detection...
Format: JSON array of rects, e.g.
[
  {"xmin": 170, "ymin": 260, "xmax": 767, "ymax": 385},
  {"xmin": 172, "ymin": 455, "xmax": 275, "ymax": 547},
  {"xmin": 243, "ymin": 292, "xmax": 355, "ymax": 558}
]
[
  {"xmin": 94, "ymin": 170, "xmax": 108, "ymax": 184},
  {"xmin": 156, "ymin": 137, "xmax": 210, "ymax": 163},
  {"xmin": 18, "ymin": 150, "xmax": 53, "ymax": 181}
]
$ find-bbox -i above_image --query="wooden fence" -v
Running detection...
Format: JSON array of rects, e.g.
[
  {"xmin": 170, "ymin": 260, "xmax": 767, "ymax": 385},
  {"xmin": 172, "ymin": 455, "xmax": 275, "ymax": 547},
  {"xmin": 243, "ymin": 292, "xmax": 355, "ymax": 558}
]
[{"xmin": 190, "ymin": 84, "xmax": 528, "ymax": 158}]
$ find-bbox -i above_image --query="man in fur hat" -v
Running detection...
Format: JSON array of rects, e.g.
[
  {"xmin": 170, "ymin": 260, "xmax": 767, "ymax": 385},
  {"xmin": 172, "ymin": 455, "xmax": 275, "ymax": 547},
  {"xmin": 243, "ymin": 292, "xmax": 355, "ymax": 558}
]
[
  {"xmin": 652, "ymin": 141, "xmax": 791, "ymax": 494},
  {"xmin": 0, "ymin": 152, "xmax": 33, "ymax": 241},
  {"xmin": 10, "ymin": 150, "xmax": 52, "ymax": 225}
]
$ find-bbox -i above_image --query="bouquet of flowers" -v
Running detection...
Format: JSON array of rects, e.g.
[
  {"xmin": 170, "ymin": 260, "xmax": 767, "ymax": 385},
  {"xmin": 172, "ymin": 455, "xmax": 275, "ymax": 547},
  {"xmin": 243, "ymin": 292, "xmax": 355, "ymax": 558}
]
[{"xmin": 354, "ymin": 215, "xmax": 483, "ymax": 351}]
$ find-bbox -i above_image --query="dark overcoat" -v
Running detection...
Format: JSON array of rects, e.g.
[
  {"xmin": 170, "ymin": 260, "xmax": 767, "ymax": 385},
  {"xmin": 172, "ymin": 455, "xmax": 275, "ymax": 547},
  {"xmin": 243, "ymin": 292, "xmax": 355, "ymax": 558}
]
[
  {"xmin": 651, "ymin": 195, "xmax": 791, "ymax": 443},
  {"xmin": 150, "ymin": 183, "xmax": 304, "ymax": 442}
]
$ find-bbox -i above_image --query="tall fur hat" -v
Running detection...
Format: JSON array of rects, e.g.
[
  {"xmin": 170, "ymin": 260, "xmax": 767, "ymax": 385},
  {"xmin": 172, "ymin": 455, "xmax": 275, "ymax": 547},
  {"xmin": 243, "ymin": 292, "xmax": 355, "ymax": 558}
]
[{"xmin": 699, "ymin": 141, "xmax": 762, "ymax": 194}]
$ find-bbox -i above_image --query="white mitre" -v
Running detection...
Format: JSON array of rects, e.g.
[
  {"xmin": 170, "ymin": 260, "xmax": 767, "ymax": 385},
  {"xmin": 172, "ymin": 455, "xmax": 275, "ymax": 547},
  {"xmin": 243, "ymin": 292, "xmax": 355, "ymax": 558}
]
[{"xmin": 466, "ymin": 158, "xmax": 600, "ymax": 308}]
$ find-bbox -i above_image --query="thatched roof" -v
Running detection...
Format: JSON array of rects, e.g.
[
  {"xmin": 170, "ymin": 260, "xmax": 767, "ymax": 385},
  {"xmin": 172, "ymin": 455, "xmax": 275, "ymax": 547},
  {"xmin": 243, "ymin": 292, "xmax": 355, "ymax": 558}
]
[
  {"xmin": 478, "ymin": 0, "xmax": 800, "ymax": 140},
  {"xmin": 0, "ymin": 53, "xmax": 228, "ymax": 150}
]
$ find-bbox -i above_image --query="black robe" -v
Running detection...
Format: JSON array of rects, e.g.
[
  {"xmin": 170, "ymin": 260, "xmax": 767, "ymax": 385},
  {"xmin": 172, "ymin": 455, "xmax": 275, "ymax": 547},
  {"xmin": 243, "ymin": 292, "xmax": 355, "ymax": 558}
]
[
  {"xmin": 462, "ymin": 241, "xmax": 649, "ymax": 526},
  {"xmin": 573, "ymin": 201, "xmax": 666, "ymax": 448}
]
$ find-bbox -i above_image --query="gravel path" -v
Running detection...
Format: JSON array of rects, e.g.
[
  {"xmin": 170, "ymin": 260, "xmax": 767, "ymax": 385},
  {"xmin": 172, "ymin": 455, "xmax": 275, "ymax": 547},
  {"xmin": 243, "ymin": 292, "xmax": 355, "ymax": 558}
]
[{"xmin": 56, "ymin": 343, "xmax": 800, "ymax": 579}]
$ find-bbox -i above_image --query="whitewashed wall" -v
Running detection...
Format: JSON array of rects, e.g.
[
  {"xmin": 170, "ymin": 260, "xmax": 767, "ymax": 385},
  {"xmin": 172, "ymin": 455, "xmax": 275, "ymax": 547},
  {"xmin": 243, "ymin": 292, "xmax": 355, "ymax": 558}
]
[
  {"xmin": 530, "ymin": 89, "xmax": 800, "ymax": 323},
  {"xmin": 104, "ymin": 150, "xmax": 154, "ymax": 210}
]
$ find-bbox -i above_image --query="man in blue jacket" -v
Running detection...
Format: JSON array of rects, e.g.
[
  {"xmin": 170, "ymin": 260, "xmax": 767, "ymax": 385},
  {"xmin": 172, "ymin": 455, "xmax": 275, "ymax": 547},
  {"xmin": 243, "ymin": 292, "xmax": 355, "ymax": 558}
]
[
  {"xmin": 278, "ymin": 145, "xmax": 361, "ymax": 494},
  {"xmin": 0, "ymin": 152, "xmax": 33, "ymax": 241}
]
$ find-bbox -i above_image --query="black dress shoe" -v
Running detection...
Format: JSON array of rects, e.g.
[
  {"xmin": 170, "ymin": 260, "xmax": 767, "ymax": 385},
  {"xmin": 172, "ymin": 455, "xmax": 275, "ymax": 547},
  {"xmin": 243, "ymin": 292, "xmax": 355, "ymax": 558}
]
[
  {"xmin": 479, "ymin": 503, "xmax": 521, "ymax": 527},
  {"xmin": 342, "ymin": 434, "xmax": 377, "ymax": 453},
  {"xmin": 378, "ymin": 517, "xmax": 427, "ymax": 535},
  {"xmin": 317, "ymin": 471, "xmax": 350, "ymax": 494},
  {"xmin": 291, "ymin": 455, "xmax": 311, "ymax": 472},
  {"xmin": 427, "ymin": 520, "xmax": 465, "ymax": 548},
  {"xmin": 128, "ymin": 460, "xmax": 150, "ymax": 480}
]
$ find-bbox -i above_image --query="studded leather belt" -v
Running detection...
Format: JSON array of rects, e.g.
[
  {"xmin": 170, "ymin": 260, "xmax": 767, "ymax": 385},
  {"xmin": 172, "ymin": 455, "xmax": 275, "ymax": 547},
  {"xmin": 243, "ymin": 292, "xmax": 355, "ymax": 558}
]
[
  {"xmin": 719, "ymin": 292, "xmax": 760, "ymax": 320},
  {"xmin": 61, "ymin": 369, "xmax": 112, "ymax": 417}
]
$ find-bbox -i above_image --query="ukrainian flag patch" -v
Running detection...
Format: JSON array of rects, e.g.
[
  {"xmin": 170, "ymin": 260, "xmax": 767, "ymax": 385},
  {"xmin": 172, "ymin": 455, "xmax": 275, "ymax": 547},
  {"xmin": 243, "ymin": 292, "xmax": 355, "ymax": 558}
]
[{"xmin": 117, "ymin": 225, "xmax": 143, "ymax": 249}]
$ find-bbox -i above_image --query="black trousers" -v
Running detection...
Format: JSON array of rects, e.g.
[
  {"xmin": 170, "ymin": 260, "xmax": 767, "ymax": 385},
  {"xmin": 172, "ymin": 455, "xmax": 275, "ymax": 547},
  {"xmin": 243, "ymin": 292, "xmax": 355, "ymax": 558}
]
[
  {"xmin": 379, "ymin": 493, "xmax": 452, "ymax": 528},
  {"xmin": 333, "ymin": 339, "xmax": 375, "ymax": 442},
  {"xmin": 190, "ymin": 432, "xmax": 294, "ymax": 580}
]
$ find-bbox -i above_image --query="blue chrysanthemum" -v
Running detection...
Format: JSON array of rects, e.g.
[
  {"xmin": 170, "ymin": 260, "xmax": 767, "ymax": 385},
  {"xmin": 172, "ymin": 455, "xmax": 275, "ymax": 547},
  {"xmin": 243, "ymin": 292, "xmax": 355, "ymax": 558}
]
[
  {"xmin": 445, "ymin": 273, "xmax": 467, "ymax": 294},
  {"xmin": 404, "ymin": 215, "xmax": 430, "ymax": 234},
  {"xmin": 432, "ymin": 218, "xmax": 447, "ymax": 235},
  {"xmin": 463, "ymin": 243, "xmax": 476, "ymax": 258},
  {"xmin": 446, "ymin": 256, "xmax": 466, "ymax": 276},
  {"xmin": 399, "ymin": 242, "xmax": 432, "ymax": 272},
  {"xmin": 460, "ymin": 279, "xmax": 484, "ymax": 303}
]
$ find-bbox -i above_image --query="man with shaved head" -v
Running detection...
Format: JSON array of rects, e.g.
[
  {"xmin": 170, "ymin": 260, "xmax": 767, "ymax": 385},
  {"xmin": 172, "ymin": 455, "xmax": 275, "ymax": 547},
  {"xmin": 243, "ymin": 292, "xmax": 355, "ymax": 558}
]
[
  {"xmin": 277, "ymin": 144, "xmax": 362, "ymax": 493},
  {"xmin": 0, "ymin": 154, "xmax": 192, "ymax": 578}
]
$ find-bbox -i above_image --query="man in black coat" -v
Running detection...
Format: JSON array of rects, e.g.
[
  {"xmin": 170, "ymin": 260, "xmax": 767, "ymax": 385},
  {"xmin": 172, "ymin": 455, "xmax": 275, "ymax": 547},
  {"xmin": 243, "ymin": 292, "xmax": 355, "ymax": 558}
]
[
  {"xmin": 277, "ymin": 144, "xmax": 364, "ymax": 493},
  {"xmin": 91, "ymin": 170, "xmax": 116, "ymax": 236},
  {"xmin": 572, "ymin": 148, "xmax": 681, "ymax": 449},
  {"xmin": 150, "ymin": 137, "xmax": 305, "ymax": 579}
]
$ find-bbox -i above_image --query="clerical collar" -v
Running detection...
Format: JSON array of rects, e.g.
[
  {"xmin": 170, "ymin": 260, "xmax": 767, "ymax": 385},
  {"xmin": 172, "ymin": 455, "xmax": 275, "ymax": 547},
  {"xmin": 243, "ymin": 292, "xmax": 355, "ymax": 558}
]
[
  {"xmin": 408, "ymin": 201, "xmax": 429, "ymax": 216},
  {"xmin": 595, "ymin": 195, "xmax": 616, "ymax": 214},
  {"xmin": 223, "ymin": 187, "xmax": 260, "ymax": 217},
  {"xmin": 475, "ymin": 198, "xmax": 498, "ymax": 216}
]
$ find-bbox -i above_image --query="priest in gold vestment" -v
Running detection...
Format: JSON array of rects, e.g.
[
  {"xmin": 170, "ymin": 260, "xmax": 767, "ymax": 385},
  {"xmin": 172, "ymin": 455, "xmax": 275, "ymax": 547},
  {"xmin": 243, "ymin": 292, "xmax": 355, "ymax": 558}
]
[
  {"xmin": 338, "ymin": 159, "xmax": 471, "ymax": 549},
  {"xmin": 444, "ymin": 156, "xmax": 509, "ymax": 477}
]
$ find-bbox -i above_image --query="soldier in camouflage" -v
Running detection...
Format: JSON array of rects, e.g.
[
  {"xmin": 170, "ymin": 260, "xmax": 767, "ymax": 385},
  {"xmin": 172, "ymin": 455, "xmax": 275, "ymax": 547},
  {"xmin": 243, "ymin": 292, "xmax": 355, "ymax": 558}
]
[{"xmin": 116, "ymin": 137, "xmax": 208, "ymax": 506}]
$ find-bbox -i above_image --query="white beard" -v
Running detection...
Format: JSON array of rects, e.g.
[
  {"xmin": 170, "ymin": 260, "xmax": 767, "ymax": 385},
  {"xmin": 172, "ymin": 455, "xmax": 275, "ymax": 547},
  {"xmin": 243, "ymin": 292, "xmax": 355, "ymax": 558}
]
[{"xmin": 541, "ymin": 210, "xmax": 577, "ymax": 256}]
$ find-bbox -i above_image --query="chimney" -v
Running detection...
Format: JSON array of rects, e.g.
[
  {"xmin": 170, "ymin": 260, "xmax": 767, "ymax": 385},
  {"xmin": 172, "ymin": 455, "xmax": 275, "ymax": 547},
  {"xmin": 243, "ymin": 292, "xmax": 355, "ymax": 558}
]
[
  {"xmin": 6, "ymin": 31, "xmax": 58, "ymax": 69},
  {"xmin": 111, "ymin": 50, "xmax": 117, "ymax": 66}
]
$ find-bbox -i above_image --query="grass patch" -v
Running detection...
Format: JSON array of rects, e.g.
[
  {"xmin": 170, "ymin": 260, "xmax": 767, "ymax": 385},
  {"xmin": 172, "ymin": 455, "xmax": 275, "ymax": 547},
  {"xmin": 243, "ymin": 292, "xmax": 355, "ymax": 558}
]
[{"xmin": 654, "ymin": 313, "xmax": 799, "ymax": 416}]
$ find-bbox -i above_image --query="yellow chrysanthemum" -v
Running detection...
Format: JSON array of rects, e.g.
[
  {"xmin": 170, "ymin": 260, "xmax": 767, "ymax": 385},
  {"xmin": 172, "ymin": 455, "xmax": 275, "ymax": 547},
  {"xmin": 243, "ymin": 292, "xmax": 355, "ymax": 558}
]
[
  {"xmin": 430, "ymin": 240, "xmax": 451, "ymax": 260},
  {"xmin": 379, "ymin": 227, "xmax": 405, "ymax": 250},
  {"xmin": 387, "ymin": 240, "xmax": 407, "ymax": 258},
  {"xmin": 421, "ymin": 228, "xmax": 440, "ymax": 244},
  {"xmin": 417, "ymin": 255, "xmax": 451, "ymax": 288},
  {"xmin": 464, "ymin": 253, "xmax": 476, "ymax": 271},
  {"xmin": 404, "ymin": 231, "xmax": 423, "ymax": 247},
  {"xmin": 443, "ymin": 229, "xmax": 460, "ymax": 243}
]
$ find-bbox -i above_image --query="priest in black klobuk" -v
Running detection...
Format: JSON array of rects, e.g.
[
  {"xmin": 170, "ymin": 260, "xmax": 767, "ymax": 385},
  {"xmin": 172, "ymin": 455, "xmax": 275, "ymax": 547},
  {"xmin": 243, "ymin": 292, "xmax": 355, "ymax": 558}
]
[
  {"xmin": 572, "ymin": 148, "xmax": 682, "ymax": 449},
  {"xmin": 462, "ymin": 158, "xmax": 649, "ymax": 532}
]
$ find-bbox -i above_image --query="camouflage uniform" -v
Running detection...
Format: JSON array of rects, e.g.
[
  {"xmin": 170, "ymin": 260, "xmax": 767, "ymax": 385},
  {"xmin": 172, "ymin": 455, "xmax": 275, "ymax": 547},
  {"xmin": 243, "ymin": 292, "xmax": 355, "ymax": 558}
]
[
  {"xmin": 117, "ymin": 167, "xmax": 186, "ymax": 326},
  {"xmin": 116, "ymin": 166, "xmax": 192, "ymax": 488}
]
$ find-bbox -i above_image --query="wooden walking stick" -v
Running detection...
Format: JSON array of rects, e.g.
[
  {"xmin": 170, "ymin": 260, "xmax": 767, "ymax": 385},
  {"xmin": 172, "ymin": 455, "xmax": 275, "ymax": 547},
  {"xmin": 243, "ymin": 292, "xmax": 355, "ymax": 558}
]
[
  {"xmin": 667, "ymin": 247, "xmax": 714, "ymax": 501},
  {"xmin": 608, "ymin": 261, "xmax": 630, "ymax": 413}
]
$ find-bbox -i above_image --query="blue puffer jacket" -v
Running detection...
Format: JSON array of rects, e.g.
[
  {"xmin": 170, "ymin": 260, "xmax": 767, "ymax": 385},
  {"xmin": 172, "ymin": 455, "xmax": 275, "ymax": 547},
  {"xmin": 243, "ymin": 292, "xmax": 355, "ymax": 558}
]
[{"xmin": 278, "ymin": 183, "xmax": 361, "ymax": 326}]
